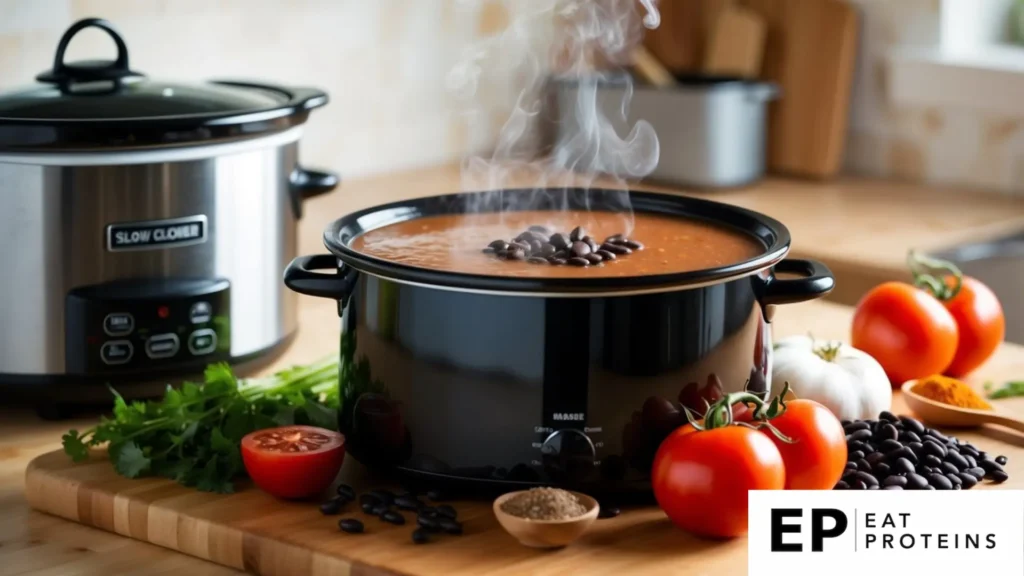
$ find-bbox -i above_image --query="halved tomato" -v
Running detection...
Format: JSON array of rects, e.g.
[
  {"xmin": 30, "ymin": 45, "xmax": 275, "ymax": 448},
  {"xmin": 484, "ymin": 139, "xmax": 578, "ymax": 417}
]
[{"xmin": 241, "ymin": 425, "xmax": 345, "ymax": 499}]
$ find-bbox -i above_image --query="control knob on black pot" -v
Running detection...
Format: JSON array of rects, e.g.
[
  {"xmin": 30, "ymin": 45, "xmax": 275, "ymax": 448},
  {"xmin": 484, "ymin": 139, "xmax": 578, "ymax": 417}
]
[{"xmin": 540, "ymin": 429, "xmax": 596, "ymax": 481}]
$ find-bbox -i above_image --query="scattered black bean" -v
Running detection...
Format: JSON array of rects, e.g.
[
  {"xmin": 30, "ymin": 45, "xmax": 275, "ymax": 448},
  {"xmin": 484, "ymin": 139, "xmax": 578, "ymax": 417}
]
[
  {"xmin": 878, "ymin": 424, "xmax": 899, "ymax": 441},
  {"xmin": 550, "ymin": 233, "xmax": 570, "ymax": 249},
  {"xmin": 966, "ymin": 467, "xmax": 987, "ymax": 480},
  {"xmin": 847, "ymin": 429, "xmax": 873, "ymax": 442},
  {"xmin": 879, "ymin": 411, "xmax": 898, "ymax": 422},
  {"xmin": 551, "ymin": 258, "xmax": 567, "ymax": 265},
  {"xmin": 336, "ymin": 484, "xmax": 356, "ymax": 499},
  {"xmin": 567, "ymin": 257, "xmax": 590, "ymax": 267},
  {"xmin": 623, "ymin": 240, "xmax": 644, "ymax": 250},
  {"xmin": 991, "ymin": 470, "xmax": 1010, "ymax": 483},
  {"xmin": 527, "ymin": 257, "xmax": 548, "ymax": 265},
  {"xmin": 569, "ymin": 226, "xmax": 586, "ymax": 242},
  {"xmin": 507, "ymin": 248, "xmax": 526, "ymax": 261},
  {"xmin": 381, "ymin": 510, "xmax": 406, "ymax": 525},
  {"xmin": 320, "ymin": 497, "xmax": 347, "ymax": 515},
  {"xmin": 957, "ymin": 473, "xmax": 978, "ymax": 488},
  {"xmin": 596, "ymin": 249, "xmax": 616, "ymax": 261},
  {"xmin": 964, "ymin": 454, "xmax": 978, "ymax": 468},
  {"xmin": 996, "ymin": 455, "xmax": 1008, "ymax": 465},
  {"xmin": 583, "ymin": 236, "xmax": 600, "ymax": 252},
  {"xmin": 540, "ymin": 244, "xmax": 557, "ymax": 257},
  {"xmin": 412, "ymin": 528, "xmax": 431, "ymax": 544},
  {"xmin": 417, "ymin": 515, "xmax": 441, "ymax": 532},
  {"xmin": 884, "ymin": 485, "xmax": 904, "ymax": 490},
  {"xmin": 873, "ymin": 462, "xmax": 891, "ymax": 476},
  {"xmin": 857, "ymin": 459, "xmax": 872, "ymax": 472},
  {"xmin": 600, "ymin": 243, "xmax": 631, "ymax": 255},
  {"xmin": 940, "ymin": 461, "xmax": 961, "ymax": 475},
  {"xmin": 922, "ymin": 454, "xmax": 943, "ymax": 468},
  {"xmin": 980, "ymin": 459, "xmax": 1005, "ymax": 474},
  {"xmin": 570, "ymin": 241, "xmax": 591, "ymax": 257},
  {"xmin": 879, "ymin": 439, "xmax": 903, "ymax": 453},
  {"xmin": 899, "ymin": 431, "xmax": 922, "ymax": 443},
  {"xmin": 946, "ymin": 473, "xmax": 963, "ymax": 487},
  {"xmin": 923, "ymin": 442, "xmax": 947, "ymax": 459},
  {"xmin": 888, "ymin": 447, "xmax": 918, "ymax": 464},
  {"xmin": 945, "ymin": 452, "xmax": 969, "ymax": 470},
  {"xmin": 598, "ymin": 506, "xmax": 621, "ymax": 519},
  {"xmin": 604, "ymin": 234, "xmax": 625, "ymax": 244},
  {"xmin": 528, "ymin": 225, "xmax": 550, "ymax": 234},
  {"xmin": 928, "ymin": 474, "xmax": 953, "ymax": 490},
  {"xmin": 845, "ymin": 421, "xmax": 871, "ymax": 432},
  {"xmin": 339, "ymin": 518, "xmax": 364, "ymax": 533},
  {"xmin": 906, "ymin": 473, "xmax": 929, "ymax": 490},
  {"xmin": 851, "ymin": 480, "xmax": 868, "ymax": 490},
  {"xmin": 848, "ymin": 450, "xmax": 865, "ymax": 462},
  {"xmin": 395, "ymin": 496, "xmax": 422, "ymax": 511},
  {"xmin": 854, "ymin": 471, "xmax": 879, "ymax": 487},
  {"xmin": 893, "ymin": 457, "xmax": 915, "ymax": 475},
  {"xmin": 835, "ymin": 481, "xmax": 849, "ymax": 489},
  {"xmin": 848, "ymin": 441, "xmax": 868, "ymax": 454},
  {"xmin": 438, "ymin": 518, "xmax": 463, "ymax": 535},
  {"xmin": 900, "ymin": 416, "xmax": 925, "ymax": 435},
  {"xmin": 361, "ymin": 502, "xmax": 378, "ymax": 515},
  {"xmin": 585, "ymin": 253, "xmax": 603, "ymax": 265}
]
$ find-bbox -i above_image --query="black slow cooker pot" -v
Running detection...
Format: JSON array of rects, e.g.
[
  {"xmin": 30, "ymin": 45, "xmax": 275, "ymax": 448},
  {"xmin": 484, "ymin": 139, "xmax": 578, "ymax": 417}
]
[{"xmin": 284, "ymin": 189, "xmax": 834, "ymax": 498}]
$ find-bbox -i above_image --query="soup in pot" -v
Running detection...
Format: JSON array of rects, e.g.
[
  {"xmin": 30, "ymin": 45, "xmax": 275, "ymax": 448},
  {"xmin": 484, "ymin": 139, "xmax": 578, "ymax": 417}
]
[{"xmin": 350, "ymin": 210, "xmax": 763, "ymax": 278}]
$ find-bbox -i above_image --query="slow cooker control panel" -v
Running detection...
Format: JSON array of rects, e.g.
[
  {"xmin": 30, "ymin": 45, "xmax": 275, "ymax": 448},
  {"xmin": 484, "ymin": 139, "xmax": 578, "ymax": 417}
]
[{"xmin": 65, "ymin": 278, "xmax": 231, "ymax": 374}]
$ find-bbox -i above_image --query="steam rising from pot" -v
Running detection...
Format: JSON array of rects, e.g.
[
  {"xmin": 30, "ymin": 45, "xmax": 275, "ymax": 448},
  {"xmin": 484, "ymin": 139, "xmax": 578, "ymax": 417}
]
[{"xmin": 448, "ymin": 0, "xmax": 660, "ymax": 228}]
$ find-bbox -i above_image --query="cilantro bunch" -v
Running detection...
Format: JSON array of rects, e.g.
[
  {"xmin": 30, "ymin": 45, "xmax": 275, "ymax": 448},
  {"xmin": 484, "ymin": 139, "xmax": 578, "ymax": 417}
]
[{"xmin": 62, "ymin": 357, "xmax": 339, "ymax": 493}]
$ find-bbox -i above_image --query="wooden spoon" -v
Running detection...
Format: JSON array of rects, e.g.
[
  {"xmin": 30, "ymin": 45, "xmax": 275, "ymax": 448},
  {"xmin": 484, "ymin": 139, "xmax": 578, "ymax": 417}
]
[{"xmin": 902, "ymin": 380, "xmax": 1024, "ymax": 433}]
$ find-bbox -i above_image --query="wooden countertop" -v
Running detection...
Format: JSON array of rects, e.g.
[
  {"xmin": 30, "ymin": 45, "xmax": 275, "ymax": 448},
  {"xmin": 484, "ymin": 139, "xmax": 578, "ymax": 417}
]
[{"xmin": 4, "ymin": 166, "xmax": 1024, "ymax": 574}]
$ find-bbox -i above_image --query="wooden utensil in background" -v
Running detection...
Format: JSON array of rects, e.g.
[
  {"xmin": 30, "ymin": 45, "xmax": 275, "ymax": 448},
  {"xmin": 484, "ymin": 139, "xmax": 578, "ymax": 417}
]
[
  {"xmin": 703, "ymin": 4, "xmax": 766, "ymax": 78},
  {"xmin": 742, "ymin": 0, "xmax": 859, "ymax": 179},
  {"xmin": 632, "ymin": 46, "xmax": 677, "ymax": 87}
]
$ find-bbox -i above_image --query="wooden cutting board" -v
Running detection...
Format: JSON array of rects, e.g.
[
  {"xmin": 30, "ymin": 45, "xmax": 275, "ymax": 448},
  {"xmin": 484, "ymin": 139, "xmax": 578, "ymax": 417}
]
[
  {"xmin": 741, "ymin": 0, "xmax": 859, "ymax": 178},
  {"xmin": 25, "ymin": 396, "xmax": 1024, "ymax": 576}
]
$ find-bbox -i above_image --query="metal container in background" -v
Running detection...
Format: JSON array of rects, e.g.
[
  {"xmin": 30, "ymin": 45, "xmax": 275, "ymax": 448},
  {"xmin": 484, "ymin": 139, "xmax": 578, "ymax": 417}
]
[{"xmin": 548, "ymin": 75, "xmax": 778, "ymax": 188}]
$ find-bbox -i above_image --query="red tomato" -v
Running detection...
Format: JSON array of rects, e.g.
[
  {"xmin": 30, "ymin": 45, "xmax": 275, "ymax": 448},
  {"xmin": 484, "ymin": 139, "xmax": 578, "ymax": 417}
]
[
  {"xmin": 652, "ymin": 425, "xmax": 785, "ymax": 538},
  {"xmin": 241, "ymin": 426, "xmax": 345, "ymax": 500},
  {"xmin": 851, "ymin": 282, "xmax": 958, "ymax": 385},
  {"xmin": 761, "ymin": 399, "xmax": 846, "ymax": 490},
  {"xmin": 943, "ymin": 276, "xmax": 1005, "ymax": 377}
]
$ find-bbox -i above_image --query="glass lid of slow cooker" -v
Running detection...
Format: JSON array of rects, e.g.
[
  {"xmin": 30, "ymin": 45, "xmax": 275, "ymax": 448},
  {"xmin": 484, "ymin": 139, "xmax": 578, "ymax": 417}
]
[{"xmin": 0, "ymin": 18, "xmax": 327, "ymax": 151}]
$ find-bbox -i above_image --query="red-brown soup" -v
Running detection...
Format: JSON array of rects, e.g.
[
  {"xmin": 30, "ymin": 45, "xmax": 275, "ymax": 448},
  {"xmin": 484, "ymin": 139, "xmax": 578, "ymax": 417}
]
[{"xmin": 350, "ymin": 210, "xmax": 763, "ymax": 278}]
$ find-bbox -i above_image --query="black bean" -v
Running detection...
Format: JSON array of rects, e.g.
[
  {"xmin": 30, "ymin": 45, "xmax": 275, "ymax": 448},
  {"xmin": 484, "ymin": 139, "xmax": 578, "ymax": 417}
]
[
  {"xmin": 874, "ymin": 463, "xmax": 891, "ymax": 476},
  {"xmin": 877, "ymin": 423, "xmax": 898, "ymax": 440},
  {"xmin": 372, "ymin": 504, "xmax": 390, "ymax": 516},
  {"xmin": 339, "ymin": 518, "xmax": 364, "ymax": 533},
  {"xmin": 510, "ymin": 240, "xmax": 530, "ymax": 252},
  {"xmin": 922, "ymin": 454, "xmax": 943, "ymax": 468},
  {"xmin": 899, "ymin": 431, "xmax": 922, "ymax": 443},
  {"xmin": 844, "ymin": 421, "xmax": 871, "ymax": 432},
  {"xmin": 566, "ymin": 257, "xmax": 588, "ymax": 266},
  {"xmin": 861, "ymin": 442, "xmax": 876, "ymax": 454},
  {"xmin": 980, "ymin": 459, "xmax": 1005, "ymax": 474},
  {"xmin": 927, "ymin": 429, "xmax": 948, "ymax": 442},
  {"xmin": 568, "ymin": 226, "xmax": 585, "ymax": 242},
  {"xmin": 883, "ymin": 475, "xmax": 908, "ymax": 487},
  {"xmin": 964, "ymin": 454, "xmax": 977, "ymax": 468},
  {"xmin": 395, "ymin": 496, "xmax": 422, "ymax": 511},
  {"xmin": 960, "ymin": 445, "xmax": 979, "ymax": 458},
  {"xmin": 877, "ymin": 411, "xmax": 897, "ymax": 422},
  {"xmin": 928, "ymin": 474, "xmax": 953, "ymax": 490},
  {"xmin": 966, "ymin": 467, "xmax": 987, "ymax": 479},
  {"xmin": 898, "ymin": 416, "xmax": 924, "ymax": 435},
  {"xmin": 381, "ymin": 510, "xmax": 405, "ymax": 525},
  {"xmin": 883, "ymin": 485, "xmax": 904, "ymax": 490},
  {"xmin": 600, "ymin": 243, "xmax": 631, "ymax": 255},
  {"xmin": 844, "ymin": 462, "xmax": 858, "ymax": 473},
  {"xmin": 438, "ymin": 518, "xmax": 463, "ymax": 535},
  {"xmin": 412, "ymin": 528, "xmax": 431, "ymax": 544},
  {"xmin": 865, "ymin": 452, "xmax": 886, "ymax": 465},
  {"xmin": 598, "ymin": 505, "xmax": 621, "ymax": 519},
  {"xmin": 946, "ymin": 473, "xmax": 963, "ymax": 486},
  {"xmin": 527, "ymin": 257, "xmax": 548, "ymax": 264},
  {"xmin": 850, "ymin": 480, "xmax": 868, "ymax": 490},
  {"xmin": 622, "ymin": 239, "xmax": 644, "ymax": 250},
  {"xmin": 336, "ymin": 484, "xmax": 356, "ymax": 499},
  {"xmin": 526, "ymin": 239, "xmax": 541, "ymax": 253},
  {"xmin": 604, "ymin": 234, "xmax": 625, "ymax": 244},
  {"xmin": 582, "ymin": 236, "xmax": 600, "ymax": 252},
  {"xmin": 848, "ymin": 450, "xmax": 865, "ymax": 462},
  {"xmin": 857, "ymin": 459, "xmax": 873, "ymax": 472},
  {"xmin": 868, "ymin": 485, "xmax": 880, "ymax": 490},
  {"xmin": 550, "ymin": 233, "xmax": 571, "ymax": 249},
  {"xmin": 417, "ymin": 515, "xmax": 441, "ymax": 532},
  {"xmin": 888, "ymin": 447, "xmax": 919, "ymax": 464},
  {"xmin": 945, "ymin": 452, "xmax": 969, "ymax": 471},
  {"xmin": 940, "ymin": 462, "xmax": 960, "ymax": 475},
  {"xmin": 594, "ymin": 249, "xmax": 616, "ymax": 261},
  {"xmin": 996, "ymin": 455, "xmax": 1008, "ymax": 465},
  {"xmin": 905, "ymin": 442, "xmax": 925, "ymax": 458},
  {"xmin": 879, "ymin": 439, "xmax": 903, "ymax": 453},
  {"xmin": 893, "ymin": 457, "xmax": 915, "ymax": 475},
  {"xmin": 550, "ymin": 258, "xmax": 567, "ymax": 265},
  {"xmin": 906, "ymin": 473, "xmax": 929, "ymax": 490},
  {"xmin": 506, "ymin": 248, "xmax": 526, "ymax": 260},
  {"xmin": 361, "ymin": 501, "xmax": 378, "ymax": 514},
  {"xmin": 847, "ymin": 429, "xmax": 873, "ymax": 442},
  {"xmin": 360, "ymin": 494, "xmax": 380, "ymax": 506},
  {"xmin": 923, "ymin": 441, "xmax": 947, "ymax": 459},
  {"xmin": 320, "ymin": 497, "xmax": 347, "ymax": 515},
  {"xmin": 528, "ymin": 225, "xmax": 550, "ymax": 234},
  {"xmin": 957, "ymin": 473, "xmax": 978, "ymax": 488},
  {"xmin": 853, "ymin": 471, "xmax": 878, "ymax": 486},
  {"xmin": 488, "ymin": 240, "xmax": 509, "ymax": 251},
  {"xmin": 990, "ymin": 470, "xmax": 1010, "ymax": 483},
  {"xmin": 540, "ymin": 244, "xmax": 556, "ymax": 257},
  {"xmin": 570, "ymin": 241, "xmax": 592, "ymax": 257},
  {"xmin": 848, "ymin": 441, "xmax": 868, "ymax": 454},
  {"xmin": 585, "ymin": 253, "xmax": 604, "ymax": 264},
  {"xmin": 435, "ymin": 505, "xmax": 457, "ymax": 520}
]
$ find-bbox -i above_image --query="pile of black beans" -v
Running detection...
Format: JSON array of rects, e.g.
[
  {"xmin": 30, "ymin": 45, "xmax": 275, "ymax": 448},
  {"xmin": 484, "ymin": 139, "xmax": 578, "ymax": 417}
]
[
  {"xmin": 836, "ymin": 412, "xmax": 1009, "ymax": 490},
  {"xmin": 483, "ymin": 225, "xmax": 644, "ymax": 267},
  {"xmin": 321, "ymin": 485, "xmax": 463, "ymax": 544}
]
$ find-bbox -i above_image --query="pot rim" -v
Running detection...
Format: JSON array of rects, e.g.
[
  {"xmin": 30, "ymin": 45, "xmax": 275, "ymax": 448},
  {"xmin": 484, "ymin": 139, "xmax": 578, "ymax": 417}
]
[{"xmin": 322, "ymin": 188, "xmax": 793, "ymax": 295}]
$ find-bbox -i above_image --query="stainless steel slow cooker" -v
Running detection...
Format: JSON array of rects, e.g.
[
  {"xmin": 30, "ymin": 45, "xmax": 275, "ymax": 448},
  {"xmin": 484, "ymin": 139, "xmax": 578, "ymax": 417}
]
[{"xmin": 0, "ymin": 18, "xmax": 337, "ymax": 412}]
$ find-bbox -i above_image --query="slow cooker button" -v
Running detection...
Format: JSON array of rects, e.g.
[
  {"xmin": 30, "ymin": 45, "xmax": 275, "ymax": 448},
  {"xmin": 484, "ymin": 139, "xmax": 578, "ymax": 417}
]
[
  {"xmin": 541, "ymin": 429, "xmax": 596, "ymax": 481},
  {"xmin": 100, "ymin": 340, "xmax": 134, "ymax": 365},
  {"xmin": 187, "ymin": 329, "xmax": 217, "ymax": 356},
  {"xmin": 189, "ymin": 302, "xmax": 212, "ymax": 324},
  {"xmin": 103, "ymin": 313, "xmax": 134, "ymax": 336},
  {"xmin": 145, "ymin": 333, "xmax": 180, "ymax": 359}
]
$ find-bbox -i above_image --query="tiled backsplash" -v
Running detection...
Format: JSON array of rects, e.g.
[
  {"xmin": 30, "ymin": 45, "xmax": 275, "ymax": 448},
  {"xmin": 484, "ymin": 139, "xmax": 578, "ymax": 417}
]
[
  {"xmin": 0, "ymin": 0, "xmax": 509, "ymax": 178},
  {"xmin": 845, "ymin": 0, "xmax": 1024, "ymax": 194}
]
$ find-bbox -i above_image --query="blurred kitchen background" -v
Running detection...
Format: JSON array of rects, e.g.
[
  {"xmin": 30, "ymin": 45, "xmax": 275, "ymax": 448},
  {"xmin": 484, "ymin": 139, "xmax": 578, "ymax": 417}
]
[{"xmin": 3, "ymin": 0, "xmax": 1024, "ymax": 342}]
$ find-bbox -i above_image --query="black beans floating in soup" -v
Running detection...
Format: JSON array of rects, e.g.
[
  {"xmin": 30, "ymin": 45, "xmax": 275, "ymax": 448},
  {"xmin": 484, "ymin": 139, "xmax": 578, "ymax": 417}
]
[{"xmin": 349, "ymin": 210, "xmax": 763, "ymax": 278}]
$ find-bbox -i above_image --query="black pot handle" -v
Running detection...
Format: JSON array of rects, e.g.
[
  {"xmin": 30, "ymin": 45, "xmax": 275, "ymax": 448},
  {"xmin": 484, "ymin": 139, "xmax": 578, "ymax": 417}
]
[
  {"xmin": 283, "ymin": 254, "xmax": 355, "ymax": 300},
  {"xmin": 289, "ymin": 167, "xmax": 340, "ymax": 219},
  {"xmin": 36, "ymin": 18, "xmax": 143, "ymax": 90},
  {"xmin": 760, "ymin": 259, "xmax": 835, "ymax": 307}
]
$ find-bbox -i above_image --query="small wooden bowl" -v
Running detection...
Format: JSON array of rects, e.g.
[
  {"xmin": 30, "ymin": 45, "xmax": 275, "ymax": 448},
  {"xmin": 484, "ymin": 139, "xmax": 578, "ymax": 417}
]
[{"xmin": 493, "ymin": 490, "xmax": 600, "ymax": 549}]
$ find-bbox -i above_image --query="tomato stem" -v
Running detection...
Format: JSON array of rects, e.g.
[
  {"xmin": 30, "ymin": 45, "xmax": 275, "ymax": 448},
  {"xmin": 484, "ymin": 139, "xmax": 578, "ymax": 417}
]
[
  {"xmin": 684, "ymin": 381, "xmax": 794, "ymax": 444},
  {"xmin": 907, "ymin": 250, "xmax": 963, "ymax": 301}
]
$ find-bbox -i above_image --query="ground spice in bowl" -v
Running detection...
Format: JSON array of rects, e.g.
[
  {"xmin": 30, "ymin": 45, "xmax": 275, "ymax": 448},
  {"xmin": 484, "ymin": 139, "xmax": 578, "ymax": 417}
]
[
  {"xmin": 914, "ymin": 375, "xmax": 991, "ymax": 410},
  {"xmin": 499, "ymin": 487, "xmax": 589, "ymax": 521}
]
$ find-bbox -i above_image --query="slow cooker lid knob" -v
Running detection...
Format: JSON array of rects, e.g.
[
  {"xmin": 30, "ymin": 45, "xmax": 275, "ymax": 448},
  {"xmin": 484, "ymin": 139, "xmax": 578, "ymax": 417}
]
[
  {"xmin": 35, "ymin": 18, "xmax": 143, "ymax": 92},
  {"xmin": 540, "ymin": 429, "xmax": 596, "ymax": 481}
]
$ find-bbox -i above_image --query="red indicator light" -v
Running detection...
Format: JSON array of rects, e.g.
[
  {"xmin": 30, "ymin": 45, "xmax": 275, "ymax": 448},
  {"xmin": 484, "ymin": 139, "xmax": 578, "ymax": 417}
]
[{"xmin": 157, "ymin": 306, "xmax": 170, "ymax": 319}]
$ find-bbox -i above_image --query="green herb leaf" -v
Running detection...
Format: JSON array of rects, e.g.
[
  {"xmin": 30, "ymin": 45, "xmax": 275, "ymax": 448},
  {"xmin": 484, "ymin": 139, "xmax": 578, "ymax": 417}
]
[
  {"xmin": 111, "ymin": 442, "xmax": 151, "ymax": 478},
  {"xmin": 303, "ymin": 400, "xmax": 338, "ymax": 431},
  {"xmin": 62, "ymin": 430, "xmax": 90, "ymax": 462}
]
